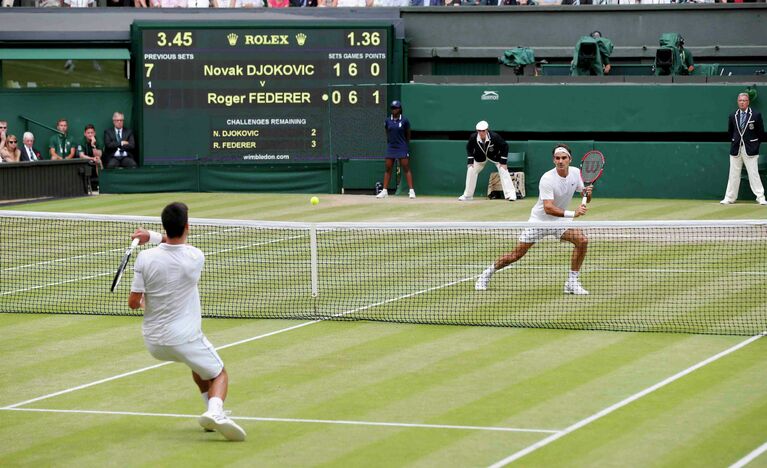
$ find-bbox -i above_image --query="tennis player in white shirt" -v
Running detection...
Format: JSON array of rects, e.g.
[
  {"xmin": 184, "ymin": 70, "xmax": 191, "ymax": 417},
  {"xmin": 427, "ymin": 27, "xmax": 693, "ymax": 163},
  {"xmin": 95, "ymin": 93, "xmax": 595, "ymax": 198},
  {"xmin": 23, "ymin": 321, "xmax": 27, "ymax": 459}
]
[
  {"xmin": 475, "ymin": 144, "xmax": 592, "ymax": 295},
  {"xmin": 128, "ymin": 202, "xmax": 246, "ymax": 441}
]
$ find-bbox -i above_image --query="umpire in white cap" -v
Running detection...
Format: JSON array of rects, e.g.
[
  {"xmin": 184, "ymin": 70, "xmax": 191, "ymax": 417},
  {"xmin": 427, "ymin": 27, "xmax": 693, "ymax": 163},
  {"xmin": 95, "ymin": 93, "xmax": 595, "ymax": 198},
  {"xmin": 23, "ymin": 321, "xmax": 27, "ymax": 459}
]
[{"xmin": 459, "ymin": 120, "xmax": 516, "ymax": 201}]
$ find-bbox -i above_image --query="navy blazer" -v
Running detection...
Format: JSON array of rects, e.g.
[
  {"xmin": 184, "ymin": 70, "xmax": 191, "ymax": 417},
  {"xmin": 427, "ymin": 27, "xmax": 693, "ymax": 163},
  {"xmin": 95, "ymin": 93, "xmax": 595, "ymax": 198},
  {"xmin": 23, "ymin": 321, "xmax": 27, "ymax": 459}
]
[
  {"xmin": 19, "ymin": 146, "xmax": 41, "ymax": 162},
  {"xmin": 103, "ymin": 127, "xmax": 136, "ymax": 165},
  {"xmin": 466, "ymin": 131, "xmax": 509, "ymax": 165},
  {"xmin": 729, "ymin": 108, "xmax": 764, "ymax": 156}
]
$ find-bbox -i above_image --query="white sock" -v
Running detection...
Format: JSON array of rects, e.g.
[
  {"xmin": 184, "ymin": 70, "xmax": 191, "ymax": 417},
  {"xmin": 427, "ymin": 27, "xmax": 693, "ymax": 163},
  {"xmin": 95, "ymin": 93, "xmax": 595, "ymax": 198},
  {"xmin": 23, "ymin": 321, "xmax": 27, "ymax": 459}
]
[
  {"xmin": 208, "ymin": 396, "xmax": 224, "ymax": 415},
  {"xmin": 484, "ymin": 265, "xmax": 496, "ymax": 277},
  {"xmin": 568, "ymin": 271, "xmax": 579, "ymax": 282},
  {"xmin": 201, "ymin": 391, "xmax": 209, "ymax": 409}
]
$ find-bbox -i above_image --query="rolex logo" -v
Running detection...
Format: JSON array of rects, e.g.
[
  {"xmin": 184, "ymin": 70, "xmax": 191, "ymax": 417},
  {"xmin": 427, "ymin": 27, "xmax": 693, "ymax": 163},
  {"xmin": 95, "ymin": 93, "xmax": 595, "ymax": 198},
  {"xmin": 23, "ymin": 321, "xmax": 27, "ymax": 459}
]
[
  {"xmin": 227, "ymin": 33, "xmax": 239, "ymax": 47},
  {"xmin": 296, "ymin": 33, "xmax": 307, "ymax": 46}
]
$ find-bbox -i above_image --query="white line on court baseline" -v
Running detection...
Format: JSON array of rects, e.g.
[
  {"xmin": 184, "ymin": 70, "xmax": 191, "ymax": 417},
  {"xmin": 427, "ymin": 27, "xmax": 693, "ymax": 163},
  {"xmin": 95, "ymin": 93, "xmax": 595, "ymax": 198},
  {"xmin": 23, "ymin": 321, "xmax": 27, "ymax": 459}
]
[
  {"xmin": 487, "ymin": 332, "xmax": 766, "ymax": 468},
  {"xmin": 730, "ymin": 440, "xmax": 767, "ymax": 468},
  {"xmin": 2, "ymin": 272, "xmax": 477, "ymax": 409},
  {"xmin": 0, "ymin": 408, "xmax": 558, "ymax": 434}
]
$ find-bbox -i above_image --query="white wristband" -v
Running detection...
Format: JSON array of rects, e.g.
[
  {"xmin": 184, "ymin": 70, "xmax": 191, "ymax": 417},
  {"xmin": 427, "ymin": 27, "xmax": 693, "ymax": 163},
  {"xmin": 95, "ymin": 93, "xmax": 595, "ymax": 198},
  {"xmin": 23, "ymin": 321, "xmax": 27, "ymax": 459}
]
[
  {"xmin": 147, "ymin": 230, "xmax": 163, "ymax": 244},
  {"xmin": 564, "ymin": 210, "xmax": 575, "ymax": 219}
]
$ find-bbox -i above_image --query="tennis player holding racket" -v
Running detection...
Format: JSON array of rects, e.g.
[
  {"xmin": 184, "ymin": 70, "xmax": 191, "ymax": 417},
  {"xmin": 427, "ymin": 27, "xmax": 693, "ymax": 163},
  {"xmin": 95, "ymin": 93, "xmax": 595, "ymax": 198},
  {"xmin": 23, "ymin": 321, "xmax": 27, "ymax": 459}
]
[
  {"xmin": 127, "ymin": 202, "xmax": 246, "ymax": 441},
  {"xmin": 476, "ymin": 144, "xmax": 593, "ymax": 295}
]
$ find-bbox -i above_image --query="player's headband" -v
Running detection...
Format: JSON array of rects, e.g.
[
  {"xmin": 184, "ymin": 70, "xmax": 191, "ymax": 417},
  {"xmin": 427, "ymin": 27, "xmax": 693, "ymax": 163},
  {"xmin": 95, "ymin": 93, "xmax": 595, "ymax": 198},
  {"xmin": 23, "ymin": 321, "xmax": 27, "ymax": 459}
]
[{"xmin": 553, "ymin": 147, "xmax": 571, "ymax": 157}]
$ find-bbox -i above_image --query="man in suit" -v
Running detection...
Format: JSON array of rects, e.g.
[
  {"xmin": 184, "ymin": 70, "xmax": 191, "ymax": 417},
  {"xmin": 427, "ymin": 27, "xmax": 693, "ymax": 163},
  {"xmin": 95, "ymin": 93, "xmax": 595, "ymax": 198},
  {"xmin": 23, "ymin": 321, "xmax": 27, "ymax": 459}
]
[
  {"xmin": 103, "ymin": 111, "xmax": 137, "ymax": 168},
  {"xmin": 19, "ymin": 132, "xmax": 41, "ymax": 162},
  {"xmin": 721, "ymin": 93, "xmax": 766, "ymax": 205}
]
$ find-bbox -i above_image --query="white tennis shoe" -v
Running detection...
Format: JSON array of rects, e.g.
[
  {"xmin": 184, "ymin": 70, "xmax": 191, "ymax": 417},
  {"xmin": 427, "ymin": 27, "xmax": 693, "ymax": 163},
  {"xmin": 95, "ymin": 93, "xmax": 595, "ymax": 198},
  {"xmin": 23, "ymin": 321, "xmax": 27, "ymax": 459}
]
[
  {"xmin": 376, "ymin": 189, "xmax": 388, "ymax": 199},
  {"xmin": 719, "ymin": 199, "xmax": 734, "ymax": 205},
  {"xmin": 199, "ymin": 411, "xmax": 247, "ymax": 441},
  {"xmin": 564, "ymin": 280, "xmax": 589, "ymax": 295},
  {"xmin": 458, "ymin": 195, "xmax": 473, "ymax": 202},
  {"xmin": 409, "ymin": 189, "xmax": 416, "ymax": 199}
]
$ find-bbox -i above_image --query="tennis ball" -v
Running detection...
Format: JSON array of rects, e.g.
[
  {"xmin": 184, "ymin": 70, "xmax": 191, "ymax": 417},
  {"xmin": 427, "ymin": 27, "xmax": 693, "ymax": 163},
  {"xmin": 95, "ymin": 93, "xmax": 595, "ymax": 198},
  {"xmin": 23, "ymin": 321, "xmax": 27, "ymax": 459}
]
[{"xmin": 310, "ymin": 196, "xmax": 319, "ymax": 205}]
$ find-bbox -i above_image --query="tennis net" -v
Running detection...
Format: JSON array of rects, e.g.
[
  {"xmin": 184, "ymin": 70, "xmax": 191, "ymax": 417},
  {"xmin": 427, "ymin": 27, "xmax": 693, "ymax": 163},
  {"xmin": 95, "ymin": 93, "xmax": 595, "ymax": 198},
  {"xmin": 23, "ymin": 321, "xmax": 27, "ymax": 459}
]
[{"xmin": 1, "ymin": 211, "xmax": 766, "ymax": 335}]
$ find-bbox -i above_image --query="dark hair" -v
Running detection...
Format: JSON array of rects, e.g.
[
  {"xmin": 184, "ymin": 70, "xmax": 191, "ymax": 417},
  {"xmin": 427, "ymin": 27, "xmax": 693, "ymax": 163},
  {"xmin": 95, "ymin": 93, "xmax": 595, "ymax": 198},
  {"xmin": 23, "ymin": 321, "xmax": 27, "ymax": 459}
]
[
  {"xmin": 552, "ymin": 143, "xmax": 573, "ymax": 158},
  {"xmin": 161, "ymin": 202, "xmax": 189, "ymax": 239},
  {"xmin": 84, "ymin": 124, "xmax": 96, "ymax": 131}
]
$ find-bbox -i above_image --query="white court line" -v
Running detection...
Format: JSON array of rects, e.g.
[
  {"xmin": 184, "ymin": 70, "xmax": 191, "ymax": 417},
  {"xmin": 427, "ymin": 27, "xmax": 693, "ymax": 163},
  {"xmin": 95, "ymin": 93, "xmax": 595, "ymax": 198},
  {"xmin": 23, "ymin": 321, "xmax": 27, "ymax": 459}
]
[
  {"xmin": 0, "ymin": 408, "xmax": 558, "ymax": 434},
  {"xmin": 2, "ymin": 321, "xmax": 318, "ymax": 409},
  {"xmin": 2, "ymin": 272, "xmax": 477, "ymax": 409},
  {"xmin": 730, "ymin": 440, "xmax": 767, "ymax": 468},
  {"xmin": 488, "ymin": 332, "xmax": 766, "ymax": 468}
]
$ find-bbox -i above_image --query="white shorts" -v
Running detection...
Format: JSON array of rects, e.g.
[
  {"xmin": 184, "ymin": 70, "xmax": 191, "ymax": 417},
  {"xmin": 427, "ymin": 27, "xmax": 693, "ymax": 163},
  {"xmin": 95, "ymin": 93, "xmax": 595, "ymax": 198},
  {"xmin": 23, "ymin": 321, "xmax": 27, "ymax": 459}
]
[
  {"xmin": 145, "ymin": 335, "xmax": 224, "ymax": 380},
  {"xmin": 518, "ymin": 227, "xmax": 568, "ymax": 244}
]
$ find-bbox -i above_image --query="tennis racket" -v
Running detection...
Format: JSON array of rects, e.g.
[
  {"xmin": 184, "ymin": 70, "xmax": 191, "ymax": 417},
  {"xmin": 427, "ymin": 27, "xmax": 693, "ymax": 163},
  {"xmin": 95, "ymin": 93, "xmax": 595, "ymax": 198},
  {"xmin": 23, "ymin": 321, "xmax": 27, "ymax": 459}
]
[
  {"xmin": 110, "ymin": 238, "xmax": 140, "ymax": 293},
  {"xmin": 580, "ymin": 150, "xmax": 605, "ymax": 206}
]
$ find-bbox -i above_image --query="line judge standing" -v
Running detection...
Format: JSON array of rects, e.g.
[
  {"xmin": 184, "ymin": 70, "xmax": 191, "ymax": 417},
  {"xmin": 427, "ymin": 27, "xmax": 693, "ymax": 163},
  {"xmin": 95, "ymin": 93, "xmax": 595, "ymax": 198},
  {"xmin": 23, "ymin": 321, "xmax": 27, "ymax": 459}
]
[
  {"xmin": 376, "ymin": 100, "xmax": 415, "ymax": 199},
  {"xmin": 721, "ymin": 92, "xmax": 766, "ymax": 205},
  {"xmin": 459, "ymin": 120, "xmax": 516, "ymax": 202}
]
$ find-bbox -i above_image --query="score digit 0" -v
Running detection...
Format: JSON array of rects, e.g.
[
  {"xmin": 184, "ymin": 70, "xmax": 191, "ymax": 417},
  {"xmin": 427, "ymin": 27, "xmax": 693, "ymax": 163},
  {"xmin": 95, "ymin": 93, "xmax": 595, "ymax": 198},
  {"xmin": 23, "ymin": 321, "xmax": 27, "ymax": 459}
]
[{"xmin": 328, "ymin": 89, "xmax": 380, "ymax": 105}]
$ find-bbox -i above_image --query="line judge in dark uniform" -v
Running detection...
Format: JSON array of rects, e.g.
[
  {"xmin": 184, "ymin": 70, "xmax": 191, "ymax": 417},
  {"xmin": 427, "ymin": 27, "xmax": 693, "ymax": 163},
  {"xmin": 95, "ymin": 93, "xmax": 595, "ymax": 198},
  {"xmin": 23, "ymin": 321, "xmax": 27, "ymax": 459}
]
[
  {"xmin": 376, "ymin": 100, "xmax": 416, "ymax": 199},
  {"xmin": 721, "ymin": 92, "xmax": 766, "ymax": 205},
  {"xmin": 459, "ymin": 120, "xmax": 516, "ymax": 202}
]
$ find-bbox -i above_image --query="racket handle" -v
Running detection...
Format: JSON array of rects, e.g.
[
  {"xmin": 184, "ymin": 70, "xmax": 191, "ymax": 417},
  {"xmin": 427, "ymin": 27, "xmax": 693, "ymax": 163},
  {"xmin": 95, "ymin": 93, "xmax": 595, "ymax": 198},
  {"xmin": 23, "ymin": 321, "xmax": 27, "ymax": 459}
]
[
  {"xmin": 581, "ymin": 195, "xmax": 588, "ymax": 206},
  {"xmin": 130, "ymin": 237, "xmax": 140, "ymax": 249}
]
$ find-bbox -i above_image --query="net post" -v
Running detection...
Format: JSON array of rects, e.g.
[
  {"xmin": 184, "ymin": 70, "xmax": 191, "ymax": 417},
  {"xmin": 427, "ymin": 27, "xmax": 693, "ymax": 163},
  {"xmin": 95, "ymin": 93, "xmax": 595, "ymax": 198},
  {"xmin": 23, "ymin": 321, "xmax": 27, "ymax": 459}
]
[{"xmin": 310, "ymin": 224, "xmax": 319, "ymax": 298}]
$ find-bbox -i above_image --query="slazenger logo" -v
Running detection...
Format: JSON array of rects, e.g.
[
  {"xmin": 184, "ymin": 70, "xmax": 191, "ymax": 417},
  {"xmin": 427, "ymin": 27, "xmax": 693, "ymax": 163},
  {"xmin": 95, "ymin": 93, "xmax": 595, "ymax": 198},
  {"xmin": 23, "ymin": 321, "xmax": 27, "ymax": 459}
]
[{"xmin": 481, "ymin": 91, "xmax": 499, "ymax": 101}]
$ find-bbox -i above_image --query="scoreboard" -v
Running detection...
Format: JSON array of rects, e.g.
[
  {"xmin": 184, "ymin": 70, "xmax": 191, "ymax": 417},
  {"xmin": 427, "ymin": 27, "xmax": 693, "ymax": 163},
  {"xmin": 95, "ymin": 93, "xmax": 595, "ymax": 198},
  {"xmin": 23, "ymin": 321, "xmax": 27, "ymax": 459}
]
[{"xmin": 131, "ymin": 22, "xmax": 394, "ymax": 165}]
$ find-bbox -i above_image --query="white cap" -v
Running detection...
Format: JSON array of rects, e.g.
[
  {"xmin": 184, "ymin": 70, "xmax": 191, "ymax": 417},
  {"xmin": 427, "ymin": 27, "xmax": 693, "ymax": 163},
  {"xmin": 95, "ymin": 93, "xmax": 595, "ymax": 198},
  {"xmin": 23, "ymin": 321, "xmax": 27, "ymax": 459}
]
[{"xmin": 476, "ymin": 120, "xmax": 489, "ymax": 131}]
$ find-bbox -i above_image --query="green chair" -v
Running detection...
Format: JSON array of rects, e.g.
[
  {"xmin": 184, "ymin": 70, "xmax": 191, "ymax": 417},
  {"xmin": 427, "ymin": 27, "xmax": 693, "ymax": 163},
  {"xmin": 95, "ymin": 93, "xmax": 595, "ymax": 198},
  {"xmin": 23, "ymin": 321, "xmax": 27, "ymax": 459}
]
[{"xmin": 507, "ymin": 152, "xmax": 526, "ymax": 171}]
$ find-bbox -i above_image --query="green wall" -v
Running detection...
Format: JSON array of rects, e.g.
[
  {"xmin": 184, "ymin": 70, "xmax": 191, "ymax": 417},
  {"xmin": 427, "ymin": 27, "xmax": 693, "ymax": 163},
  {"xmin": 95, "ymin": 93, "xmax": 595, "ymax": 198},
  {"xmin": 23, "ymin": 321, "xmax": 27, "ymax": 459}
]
[
  {"xmin": 400, "ymin": 83, "xmax": 755, "ymax": 133},
  {"xmin": 0, "ymin": 89, "xmax": 133, "ymax": 151},
  {"xmin": 390, "ymin": 140, "xmax": 733, "ymax": 200},
  {"xmin": 101, "ymin": 164, "xmax": 331, "ymax": 194}
]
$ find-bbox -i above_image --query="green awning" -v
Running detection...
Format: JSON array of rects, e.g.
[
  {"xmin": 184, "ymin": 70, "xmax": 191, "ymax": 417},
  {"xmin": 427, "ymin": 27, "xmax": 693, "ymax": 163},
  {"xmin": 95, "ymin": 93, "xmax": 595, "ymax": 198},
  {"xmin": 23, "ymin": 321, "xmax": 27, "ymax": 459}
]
[{"xmin": 0, "ymin": 49, "xmax": 130, "ymax": 60}]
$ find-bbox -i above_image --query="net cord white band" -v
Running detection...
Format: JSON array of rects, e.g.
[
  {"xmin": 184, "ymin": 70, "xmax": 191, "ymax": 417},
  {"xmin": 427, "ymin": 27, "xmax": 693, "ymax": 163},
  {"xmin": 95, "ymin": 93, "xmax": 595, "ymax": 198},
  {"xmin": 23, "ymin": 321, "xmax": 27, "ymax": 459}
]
[{"xmin": 1, "ymin": 210, "xmax": 765, "ymax": 231}]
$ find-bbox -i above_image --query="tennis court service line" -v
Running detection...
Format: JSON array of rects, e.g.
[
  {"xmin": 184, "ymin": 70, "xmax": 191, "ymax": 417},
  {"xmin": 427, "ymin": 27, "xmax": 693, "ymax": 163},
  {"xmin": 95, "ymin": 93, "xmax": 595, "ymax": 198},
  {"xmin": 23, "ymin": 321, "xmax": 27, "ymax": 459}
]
[
  {"xmin": 0, "ymin": 408, "xmax": 559, "ymax": 434},
  {"xmin": 488, "ymin": 332, "xmax": 766, "ymax": 468},
  {"xmin": 2, "ymin": 273, "xmax": 476, "ymax": 410},
  {"xmin": 730, "ymin": 440, "xmax": 767, "ymax": 468}
]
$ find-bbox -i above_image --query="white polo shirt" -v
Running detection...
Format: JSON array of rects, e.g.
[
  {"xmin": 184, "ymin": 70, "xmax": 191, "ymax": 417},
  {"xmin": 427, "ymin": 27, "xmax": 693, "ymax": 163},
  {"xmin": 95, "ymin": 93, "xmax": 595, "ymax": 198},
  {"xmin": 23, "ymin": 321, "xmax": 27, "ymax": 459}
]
[
  {"xmin": 529, "ymin": 167, "xmax": 584, "ymax": 222},
  {"xmin": 131, "ymin": 243, "xmax": 205, "ymax": 346}
]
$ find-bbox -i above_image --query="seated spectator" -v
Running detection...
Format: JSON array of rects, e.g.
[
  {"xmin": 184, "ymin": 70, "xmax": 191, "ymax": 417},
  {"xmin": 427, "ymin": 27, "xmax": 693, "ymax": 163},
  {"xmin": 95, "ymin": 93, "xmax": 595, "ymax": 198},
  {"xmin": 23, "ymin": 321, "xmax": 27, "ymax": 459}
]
[
  {"xmin": 63, "ymin": 0, "xmax": 96, "ymax": 6},
  {"xmin": 20, "ymin": 132, "xmax": 41, "ymax": 162},
  {"xmin": 1, "ymin": 134, "xmax": 21, "ymax": 163},
  {"xmin": 233, "ymin": 0, "xmax": 263, "ymax": 6},
  {"xmin": 411, "ymin": 0, "xmax": 444, "ymax": 4},
  {"xmin": 77, "ymin": 124, "xmax": 103, "ymax": 168},
  {"xmin": 268, "ymin": 0, "xmax": 289, "ymax": 6},
  {"xmin": 0, "ymin": 120, "xmax": 8, "ymax": 145},
  {"xmin": 103, "ymin": 112, "xmax": 138, "ymax": 168},
  {"xmin": 48, "ymin": 118, "xmax": 75, "ymax": 160},
  {"xmin": 330, "ymin": 0, "xmax": 373, "ymax": 6},
  {"xmin": 289, "ymin": 0, "xmax": 317, "ymax": 6},
  {"xmin": 77, "ymin": 124, "xmax": 103, "ymax": 190}
]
